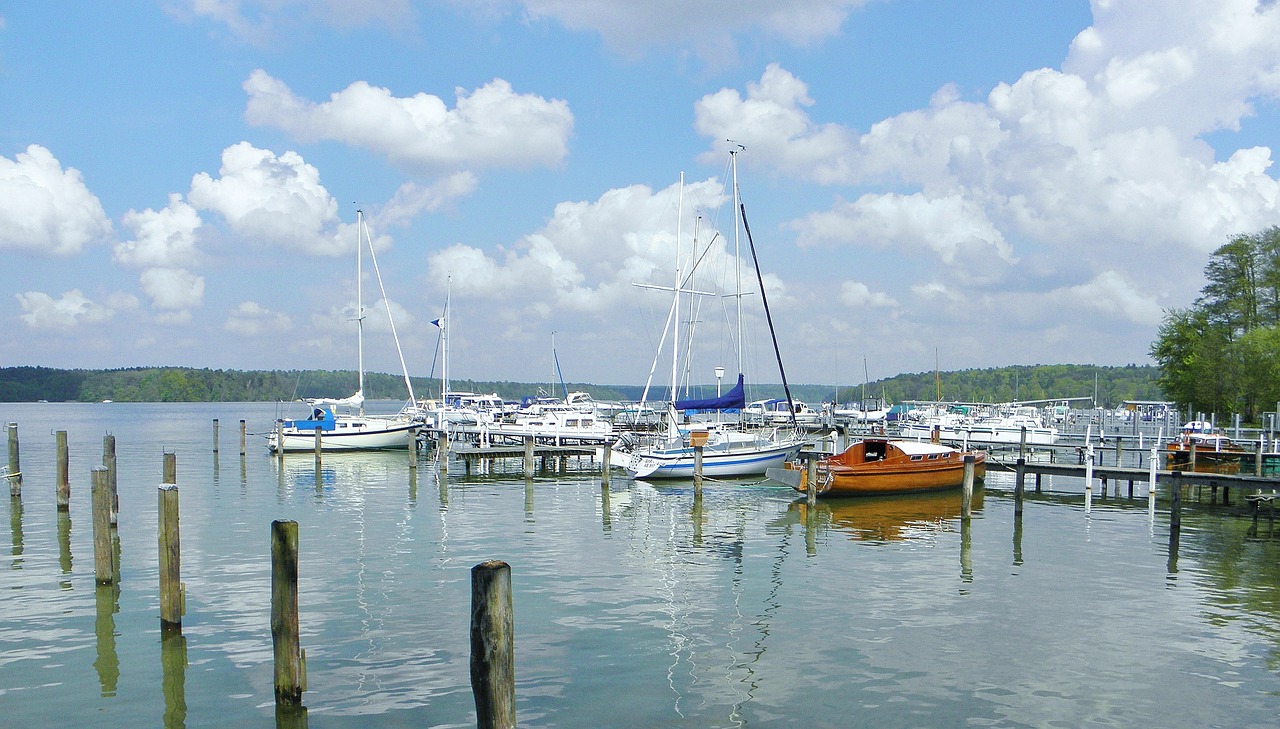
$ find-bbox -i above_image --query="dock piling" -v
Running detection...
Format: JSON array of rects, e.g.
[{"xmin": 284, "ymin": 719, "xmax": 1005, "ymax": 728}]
[
  {"xmin": 271, "ymin": 520, "xmax": 304, "ymax": 706},
  {"xmin": 961, "ymin": 454, "xmax": 975, "ymax": 520},
  {"xmin": 56, "ymin": 430, "xmax": 69, "ymax": 509},
  {"xmin": 159, "ymin": 484, "xmax": 182, "ymax": 630},
  {"xmin": 8, "ymin": 422, "xmax": 21, "ymax": 497},
  {"xmin": 1014, "ymin": 457, "xmax": 1025, "ymax": 515},
  {"xmin": 213, "ymin": 419, "xmax": 220, "ymax": 453},
  {"xmin": 103, "ymin": 435, "xmax": 118, "ymax": 525},
  {"xmin": 91, "ymin": 466, "xmax": 114, "ymax": 584},
  {"xmin": 471, "ymin": 560, "xmax": 515, "ymax": 729},
  {"xmin": 239, "ymin": 419, "xmax": 246, "ymax": 457},
  {"xmin": 1170, "ymin": 471, "xmax": 1183, "ymax": 531}
]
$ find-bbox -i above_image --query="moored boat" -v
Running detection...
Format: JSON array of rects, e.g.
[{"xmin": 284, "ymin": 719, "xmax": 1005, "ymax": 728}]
[
  {"xmin": 1164, "ymin": 425, "xmax": 1248, "ymax": 474},
  {"xmin": 768, "ymin": 438, "xmax": 985, "ymax": 496}
]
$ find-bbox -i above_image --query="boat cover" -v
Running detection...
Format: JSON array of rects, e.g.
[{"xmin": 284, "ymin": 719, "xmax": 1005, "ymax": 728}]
[{"xmin": 675, "ymin": 374, "xmax": 745, "ymax": 411}]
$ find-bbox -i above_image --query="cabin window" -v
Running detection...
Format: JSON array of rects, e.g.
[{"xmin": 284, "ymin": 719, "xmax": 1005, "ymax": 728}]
[
  {"xmin": 928, "ymin": 454, "xmax": 940, "ymax": 460},
  {"xmin": 910, "ymin": 455, "xmax": 923, "ymax": 461},
  {"xmin": 567, "ymin": 419, "xmax": 579, "ymax": 427}
]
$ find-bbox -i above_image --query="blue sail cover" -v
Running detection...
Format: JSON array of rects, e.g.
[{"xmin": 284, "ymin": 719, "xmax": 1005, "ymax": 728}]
[{"xmin": 675, "ymin": 374, "xmax": 746, "ymax": 411}]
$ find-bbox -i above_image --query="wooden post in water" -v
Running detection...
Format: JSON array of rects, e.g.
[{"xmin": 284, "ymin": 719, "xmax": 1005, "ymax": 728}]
[
  {"xmin": 56, "ymin": 430, "xmax": 70, "ymax": 510},
  {"xmin": 1019, "ymin": 426, "xmax": 1027, "ymax": 460},
  {"xmin": 961, "ymin": 454, "xmax": 975, "ymax": 520},
  {"xmin": 7, "ymin": 422, "xmax": 22, "ymax": 497},
  {"xmin": 163, "ymin": 452, "xmax": 176, "ymax": 485},
  {"xmin": 91, "ymin": 466, "xmax": 114, "ymax": 584},
  {"xmin": 438, "ymin": 431, "xmax": 449, "ymax": 474},
  {"xmin": 806, "ymin": 455, "xmax": 818, "ymax": 508},
  {"xmin": 1170, "ymin": 471, "xmax": 1183, "ymax": 531},
  {"xmin": 1084, "ymin": 445, "xmax": 1094, "ymax": 512},
  {"xmin": 523, "ymin": 435, "xmax": 535, "ymax": 478},
  {"xmin": 1115, "ymin": 435, "xmax": 1123, "ymax": 467},
  {"xmin": 1014, "ymin": 457, "xmax": 1026, "ymax": 516},
  {"xmin": 276, "ymin": 421, "xmax": 285, "ymax": 463},
  {"xmin": 1148, "ymin": 446, "xmax": 1158, "ymax": 517},
  {"xmin": 601, "ymin": 443, "xmax": 611, "ymax": 488},
  {"xmin": 212, "ymin": 419, "xmax": 220, "ymax": 453},
  {"xmin": 408, "ymin": 433, "xmax": 418, "ymax": 471},
  {"xmin": 470, "ymin": 560, "xmax": 515, "ymax": 729},
  {"xmin": 313, "ymin": 427, "xmax": 322, "ymax": 464},
  {"xmin": 693, "ymin": 444, "xmax": 704, "ymax": 495},
  {"xmin": 1189, "ymin": 442, "xmax": 1197, "ymax": 472},
  {"xmin": 102, "ymin": 434, "xmax": 118, "ymax": 525},
  {"xmin": 1256, "ymin": 440, "xmax": 1264, "ymax": 477},
  {"xmin": 158, "ymin": 484, "xmax": 182, "ymax": 630},
  {"xmin": 271, "ymin": 520, "xmax": 304, "ymax": 706},
  {"xmin": 239, "ymin": 419, "xmax": 247, "ymax": 457}
]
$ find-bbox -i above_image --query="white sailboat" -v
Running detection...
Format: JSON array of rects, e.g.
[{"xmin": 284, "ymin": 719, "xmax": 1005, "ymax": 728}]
[
  {"xmin": 613, "ymin": 153, "xmax": 807, "ymax": 478},
  {"xmin": 268, "ymin": 210, "xmax": 420, "ymax": 453}
]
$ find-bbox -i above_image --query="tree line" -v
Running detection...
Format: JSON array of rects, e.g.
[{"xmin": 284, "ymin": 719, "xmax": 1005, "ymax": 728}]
[
  {"xmin": 1, "ymin": 364, "xmax": 1161, "ymax": 407},
  {"xmin": 1151, "ymin": 226, "xmax": 1280, "ymax": 424}
]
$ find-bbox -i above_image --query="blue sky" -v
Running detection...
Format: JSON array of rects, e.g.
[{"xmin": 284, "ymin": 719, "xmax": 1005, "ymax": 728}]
[{"xmin": 3, "ymin": 1, "xmax": 1279, "ymax": 395}]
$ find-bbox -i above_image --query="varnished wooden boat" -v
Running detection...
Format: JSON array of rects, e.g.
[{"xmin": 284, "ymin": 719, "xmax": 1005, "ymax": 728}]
[
  {"xmin": 769, "ymin": 438, "xmax": 986, "ymax": 496},
  {"xmin": 1164, "ymin": 431, "xmax": 1248, "ymax": 474}
]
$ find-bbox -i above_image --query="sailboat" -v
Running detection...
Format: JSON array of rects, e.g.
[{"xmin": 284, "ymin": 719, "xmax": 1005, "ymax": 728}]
[
  {"xmin": 268, "ymin": 210, "xmax": 421, "ymax": 452},
  {"xmin": 612, "ymin": 153, "xmax": 808, "ymax": 478}
]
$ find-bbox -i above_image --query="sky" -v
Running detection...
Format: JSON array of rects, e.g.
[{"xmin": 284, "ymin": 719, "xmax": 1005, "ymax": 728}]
[{"xmin": 3, "ymin": 1, "xmax": 1280, "ymax": 395}]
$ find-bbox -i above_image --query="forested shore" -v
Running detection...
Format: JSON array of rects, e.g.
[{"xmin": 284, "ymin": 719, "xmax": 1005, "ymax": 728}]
[{"xmin": 1, "ymin": 364, "xmax": 1161, "ymax": 407}]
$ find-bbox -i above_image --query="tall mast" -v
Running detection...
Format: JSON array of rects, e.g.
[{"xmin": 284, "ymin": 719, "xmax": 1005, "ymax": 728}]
[
  {"xmin": 442, "ymin": 276, "xmax": 451, "ymax": 401},
  {"xmin": 355, "ymin": 209, "xmax": 366, "ymax": 414},
  {"xmin": 730, "ymin": 148, "xmax": 743, "ymax": 377},
  {"xmin": 671, "ymin": 172, "xmax": 683, "ymax": 403}
]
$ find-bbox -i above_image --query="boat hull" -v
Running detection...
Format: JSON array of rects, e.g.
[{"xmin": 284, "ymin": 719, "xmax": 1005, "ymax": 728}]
[
  {"xmin": 782, "ymin": 438, "xmax": 986, "ymax": 496},
  {"xmin": 269, "ymin": 419, "xmax": 419, "ymax": 453},
  {"xmin": 613, "ymin": 441, "xmax": 803, "ymax": 479}
]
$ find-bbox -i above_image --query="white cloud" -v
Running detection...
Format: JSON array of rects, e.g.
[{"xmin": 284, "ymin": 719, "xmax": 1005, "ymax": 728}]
[
  {"xmin": 116, "ymin": 193, "xmax": 203, "ymax": 267},
  {"xmin": 0, "ymin": 145, "xmax": 113, "ymax": 256},
  {"xmin": 140, "ymin": 267, "xmax": 205, "ymax": 311},
  {"xmin": 1064, "ymin": 270, "xmax": 1164, "ymax": 325},
  {"xmin": 838, "ymin": 281, "xmax": 897, "ymax": 309},
  {"xmin": 243, "ymin": 70, "xmax": 573, "ymax": 174},
  {"xmin": 188, "ymin": 142, "xmax": 354, "ymax": 255},
  {"xmin": 15, "ymin": 289, "xmax": 116, "ymax": 329},
  {"xmin": 225, "ymin": 301, "xmax": 294, "ymax": 336},
  {"xmin": 379, "ymin": 172, "xmax": 479, "ymax": 227},
  {"xmin": 170, "ymin": 0, "xmax": 415, "ymax": 45}
]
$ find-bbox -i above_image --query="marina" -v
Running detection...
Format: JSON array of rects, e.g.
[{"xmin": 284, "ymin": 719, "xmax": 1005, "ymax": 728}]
[{"xmin": 2, "ymin": 401, "xmax": 1279, "ymax": 728}]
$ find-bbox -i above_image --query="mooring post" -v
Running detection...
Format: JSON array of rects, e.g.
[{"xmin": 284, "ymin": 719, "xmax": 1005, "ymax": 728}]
[
  {"xmin": 212, "ymin": 419, "xmax": 220, "ymax": 453},
  {"xmin": 693, "ymin": 443, "xmax": 704, "ymax": 495},
  {"xmin": 1084, "ymin": 445, "xmax": 1094, "ymax": 512},
  {"xmin": 56, "ymin": 430, "xmax": 70, "ymax": 510},
  {"xmin": 1019, "ymin": 426, "xmax": 1027, "ymax": 460},
  {"xmin": 91, "ymin": 466, "xmax": 114, "ymax": 585},
  {"xmin": 239, "ymin": 419, "xmax": 247, "ymax": 457},
  {"xmin": 408, "ymin": 434, "xmax": 418, "ymax": 471},
  {"xmin": 601, "ymin": 442, "xmax": 612, "ymax": 489},
  {"xmin": 961, "ymin": 454, "xmax": 975, "ymax": 520},
  {"xmin": 158, "ymin": 484, "xmax": 182, "ymax": 630},
  {"xmin": 276, "ymin": 421, "xmax": 285, "ymax": 463},
  {"xmin": 7, "ymin": 422, "xmax": 21, "ymax": 497},
  {"xmin": 806, "ymin": 454, "xmax": 818, "ymax": 507},
  {"xmin": 313, "ymin": 427, "xmax": 322, "ymax": 464},
  {"xmin": 1170, "ymin": 471, "xmax": 1183, "ymax": 531},
  {"xmin": 438, "ymin": 431, "xmax": 450, "ymax": 474},
  {"xmin": 163, "ymin": 451, "xmax": 176, "ymax": 485},
  {"xmin": 522, "ymin": 435, "xmax": 534, "ymax": 478},
  {"xmin": 1148, "ymin": 446, "xmax": 1158, "ymax": 517},
  {"xmin": 1115, "ymin": 435, "xmax": 1123, "ymax": 467},
  {"xmin": 1256, "ymin": 439, "xmax": 1264, "ymax": 477},
  {"xmin": 1014, "ymin": 457, "xmax": 1025, "ymax": 515},
  {"xmin": 271, "ymin": 520, "xmax": 304, "ymax": 706},
  {"xmin": 102, "ymin": 434, "xmax": 118, "ymax": 525},
  {"xmin": 471, "ymin": 560, "xmax": 515, "ymax": 729}
]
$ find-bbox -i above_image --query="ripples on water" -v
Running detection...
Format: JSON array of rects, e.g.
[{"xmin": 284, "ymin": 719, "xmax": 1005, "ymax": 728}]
[{"xmin": 1, "ymin": 403, "xmax": 1279, "ymax": 728}]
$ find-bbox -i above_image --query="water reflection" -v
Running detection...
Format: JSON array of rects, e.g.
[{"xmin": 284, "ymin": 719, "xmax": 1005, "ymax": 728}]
[
  {"xmin": 161, "ymin": 631, "xmax": 187, "ymax": 729},
  {"xmin": 58, "ymin": 510, "xmax": 73, "ymax": 588},
  {"xmin": 94, "ymin": 583, "xmax": 120, "ymax": 696},
  {"xmin": 10, "ymin": 496, "xmax": 22, "ymax": 569},
  {"xmin": 275, "ymin": 704, "xmax": 309, "ymax": 729},
  {"xmin": 787, "ymin": 488, "xmax": 981, "ymax": 545}
]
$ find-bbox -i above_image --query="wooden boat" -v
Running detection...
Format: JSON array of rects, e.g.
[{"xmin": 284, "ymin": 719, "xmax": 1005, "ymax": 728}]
[
  {"xmin": 768, "ymin": 438, "xmax": 986, "ymax": 496},
  {"xmin": 787, "ymin": 487, "xmax": 978, "ymax": 541},
  {"xmin": 1164, "ymin": 430, "xmax": 1248, "ymax": 474}
]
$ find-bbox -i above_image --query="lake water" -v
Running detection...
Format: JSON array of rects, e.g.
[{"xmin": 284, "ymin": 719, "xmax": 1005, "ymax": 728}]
[{"xmin": 2, "ymin": 402, "xmax": 1278, "ymax": 728}]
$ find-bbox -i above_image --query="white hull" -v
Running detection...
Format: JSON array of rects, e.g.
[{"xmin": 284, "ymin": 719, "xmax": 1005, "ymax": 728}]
[
  {"xmin": 269, "ymin": 418, "xmax": 419, "ymax": 452},
  {"xmin": 897, "ymin": 422, "xmax": 1057, "ymax": 445},
  {"xmin": 612, "ymin": 439, "xmax": 804, "ymax": 479}
]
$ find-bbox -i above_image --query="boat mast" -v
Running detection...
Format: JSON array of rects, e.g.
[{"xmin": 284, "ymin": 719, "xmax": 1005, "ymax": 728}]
[
  {"xmin": 356, "ymin": 209, "xmax": 366, "ymax": 414},
  {"xmin": 442, "ymin": 276, "xmax": 451, "ymax": 401},
  {"xmin": 730, "ymin": 147, "xmax": 743, "ymax": 378},
  {"xmin": 360, "ymin": 212, "xmax": 417, "ymax": 406},
  {"xmin": 671, "ymin": 172, "xmax": 683, "ymax": 404}
]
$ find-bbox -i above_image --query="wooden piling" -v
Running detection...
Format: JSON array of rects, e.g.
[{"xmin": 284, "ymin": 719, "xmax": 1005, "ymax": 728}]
[
  {"xmin": 163, "ymin": 452, "xmax": 176, "ymax": 485},
  {"xmin": 961, "ymin": 454, "xmax": 975, "ymax": 520},
  {"xmin": 470, "ymin": 560, "xmax": 515, "ymax": 729},
  {"xmin": 91, "ymin": 466, "xmax": 114, "ymax": 584},
  {"xmin": 1019, "ymin": 426, "xmax": 1027, "ymax": 460},
  {"xmin": 276, "ymin": 421, "xmax": 285, "ymax": 464},
  {"xmin": 1014, "ymin": 457, "xmax": 1025, "ymax": 515},
  {"xmin": 313, "ymin": 427, "xmax": 322, "ymax": 463},
  {"xmin": 1148, "ymin": 446, "xmax": 1158, "ymax": 517},
  {"xmin": 7, "ymin": 422, "xmax": 21, "ymax": 497},
  {"xmin": 158, "ymin": 484, "xmax": 182, "ymax": 630},
  {"xmin": 601, "ymin": 443, "xmax": 611, "ymax": 488},
  {"xmin": 270, "ymin": 520, "xmax": 304, "ymax": 706},
  {"xmin": 239, "ymin": 419, "xmax": 247, "ymax": 457},
  {"xmin": 1115, "ymin": 435, "xmax": 1123, "ymax": 467},
  {"xmin": 523, "ymin": 436, "xmax": 535, "ymax": 478},
  {"xmin": 213, "ymin": 419, "xmax": 220, "ymax": 453},
  {"xmin": 693, "ymin": 443, "xmax": 704, "ymax": 495},
  {"xmin": 1084, "ymin": 445, "xmax": 1094, "ymax": 512},
  {"xmin": 806, "ymin": 455, "xmax": 818, "ymax": 507},
  {"xmin": 1256, "ymin": 440, "xmax": 1264, "ymax": 477},
  {"xmin": 1170, "ymin": 471, "xmax": 1183, "ymax": 531},
  {"xmin": 102, "ymin": 434, "xmax": 118, "ymax": 525},
  {"xmin": 56, "ymin": 430, "xmax": 70, "ymax": 510},
  {"xmin": 409, "ymin": 434, "xmax": 418, "ymax": 471}
]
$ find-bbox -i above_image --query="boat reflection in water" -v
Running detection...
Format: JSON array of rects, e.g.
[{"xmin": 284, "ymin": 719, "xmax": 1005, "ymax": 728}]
[{"xmin": 787, "ymin": 487, "xmax": 983, "ymax": 543}]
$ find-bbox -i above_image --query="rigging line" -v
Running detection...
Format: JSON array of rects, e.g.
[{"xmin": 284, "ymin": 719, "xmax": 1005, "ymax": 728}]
[
  {"xmin": 739, "ymin": 202, "xmax": 798, "ymax": 430},
  {"xmin": 361, "ymin": 213, "xmax": 417, "ymax": 406}
]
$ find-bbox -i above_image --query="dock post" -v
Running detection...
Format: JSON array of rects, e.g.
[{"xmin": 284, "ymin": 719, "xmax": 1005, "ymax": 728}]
[
  {"xmin": 523, "ymin": 436, "xmax": 535, "ymax": 478},
  {"xmin": 91, "ymin": 466, "xmax": 114, "ymax": 584},
  {"xmin": 275, "ymin": 421, "xmax": 284, "ymax": 463},
  {"xmin": 1084, "ymin": 445, "xmax": 1094, "ymax": 512},
  {"xmin": 1170, "ymin": 471, "xmax": 1182, "ymax": 531},
  {"xmin": 1148, "ymin": 446, "xmax": 1158, "ymax": 518},
  {"xmin": 1035, "ymin": 472, "xmax": 1042, "ymax": 492},
  {"xmin": 239, "ymin": 419, "xmax": 247, "ymax": 457},
  {"xmin": 471, "ymin": 560, "xmax": 515, "ymax": 729},
  {"xmin": 806, "ymin": 455, "xmax": 818, "ymax": 507},
  {"xmin": 1189, "ymin": 442, "xmax": 1197, "ymax": 472},
  {"xmin": 601, "ymin": 442, "xmax": 611, "ymax": 488},
  {"xmin": 961, "ymin": 454, "xmax": 975, "ymax": 520},
  {"xmin": 7, "ymin": 422, "xmax": 21, "ymax": 497},
  {"xmin": 693, "ymin": 443, "xmax": 704, "ymax": 496},
  {"xmin": 409, "ymin": 434, "xmax": 418, "ymax": 471},
  {"xmin": 313, "ymin": 427, "xmax": 321, "ymax": 464},
  {"xmin": 1115, "ymin": 435, "xmax": 1123, "ymax": 467},
  {"xmin": 1256, "ymin": 440, "xmax": 1264, "ymax": 477},
  {"xmin": 158, "ymin": 484, "xmax": 182, "ymax": 630},
  {"xmin": 103, "ymin": 434, "xmax": 118, "ymax": 525},
  {"xmin": 163, "ymin": 451, "xmax": 177, "ymax": 485},
  {"xmin": 1014, "ymin": 457, "xmax": 1025, "ymax": 516},
  {"xmin": 56, "ymin": 430, "xmax": 70, "ymax": 510},
  {"xmin": 1019, "ymin": 426, "xmax": 1027, "ymax": 460},
  {"xmin": 213, "ymin": 419, "xmax": 220, "ymax": 453},
  {"xmin": 271, "ymin": 520, "xmax": 304, "ymax": 706},
  {"xmin": 438, "ymin": 431, "xmax": 450, "ymax": 474}
]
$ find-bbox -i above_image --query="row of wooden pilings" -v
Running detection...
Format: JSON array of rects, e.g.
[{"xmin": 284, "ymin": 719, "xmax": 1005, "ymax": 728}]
[{"xmin": 5, "ymin": 421, "xmax": 517, "ymax": 729}]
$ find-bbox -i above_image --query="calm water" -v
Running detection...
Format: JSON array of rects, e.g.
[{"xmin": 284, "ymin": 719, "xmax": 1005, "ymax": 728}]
[{"xmin": 1, "ymin": 402, "xmax": 1278, "ymax": 728}]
